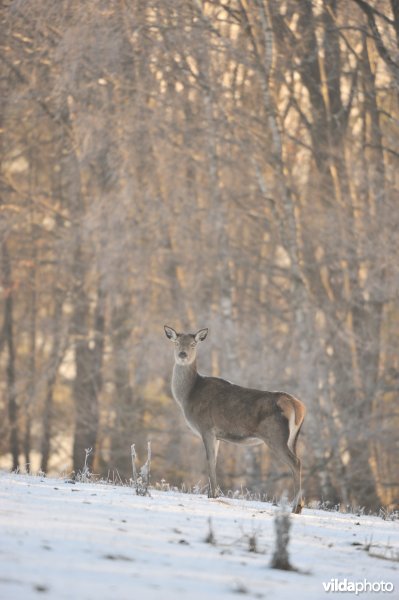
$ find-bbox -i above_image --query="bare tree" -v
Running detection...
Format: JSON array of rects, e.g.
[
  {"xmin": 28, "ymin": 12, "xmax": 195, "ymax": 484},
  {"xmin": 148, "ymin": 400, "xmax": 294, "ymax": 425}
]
[{"xmin": 0, "ymin": 0, "xmax": 397, "ymax": 509}]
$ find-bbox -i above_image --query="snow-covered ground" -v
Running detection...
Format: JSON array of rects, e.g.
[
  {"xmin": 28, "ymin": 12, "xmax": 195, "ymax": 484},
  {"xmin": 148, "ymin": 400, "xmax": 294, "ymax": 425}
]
[{"xmin": 0, "ymin": 471, "xmax": 398, "ymax": 600}]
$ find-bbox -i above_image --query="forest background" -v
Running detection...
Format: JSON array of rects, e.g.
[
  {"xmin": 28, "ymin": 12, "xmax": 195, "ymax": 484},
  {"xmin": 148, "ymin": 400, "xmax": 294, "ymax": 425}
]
[{"xmin": 0, "ymin": 0, "xmax": 398, "ymax": 511}]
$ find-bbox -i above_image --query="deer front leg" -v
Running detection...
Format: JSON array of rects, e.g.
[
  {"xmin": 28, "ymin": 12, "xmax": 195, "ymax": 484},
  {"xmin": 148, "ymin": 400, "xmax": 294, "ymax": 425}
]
[{"xmin": 202, "ymin": 431, "xmax": 219, "ymax": 498}]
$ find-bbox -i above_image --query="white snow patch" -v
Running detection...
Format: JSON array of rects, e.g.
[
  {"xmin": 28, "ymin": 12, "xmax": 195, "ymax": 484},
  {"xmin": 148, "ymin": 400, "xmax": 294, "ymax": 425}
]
[{"xmin": 0, "ymin": 471, "xmax": 398, "ymax": 599}]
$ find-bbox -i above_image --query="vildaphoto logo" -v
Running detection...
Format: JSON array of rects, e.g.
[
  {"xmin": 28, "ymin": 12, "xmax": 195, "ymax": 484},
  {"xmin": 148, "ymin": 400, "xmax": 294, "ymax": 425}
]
[{"xmin": 322, "ymin": 579, "xmax": 394, "ymax": 595}]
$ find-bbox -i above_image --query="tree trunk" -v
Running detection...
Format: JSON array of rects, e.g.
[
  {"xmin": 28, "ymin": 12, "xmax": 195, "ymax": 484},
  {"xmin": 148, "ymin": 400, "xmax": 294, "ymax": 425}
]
[
  {"xmin": 1, "ymin": 241, "xmax": 19, "ymax": 471},
  {"xmin": 110, "ymin": 298, "xmax": 143, "ymax": 479},
  {"xmin": 40, "ymin": 286, "xmax": 65, "ymax": 473},
  {"xmin": 24, "ymin": 255, "xmax": 36, "ymax": 472},
  {"xmin": 72, "ymin": 274, "xmax": 105, "ymax": 474}
]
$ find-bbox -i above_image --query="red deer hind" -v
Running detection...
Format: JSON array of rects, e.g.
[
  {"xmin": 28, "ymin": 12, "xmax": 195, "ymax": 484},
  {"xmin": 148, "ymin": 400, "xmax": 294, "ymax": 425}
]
[{"xmin": 164, "ymin": 325, "xmax": 306, "ymax": 513}]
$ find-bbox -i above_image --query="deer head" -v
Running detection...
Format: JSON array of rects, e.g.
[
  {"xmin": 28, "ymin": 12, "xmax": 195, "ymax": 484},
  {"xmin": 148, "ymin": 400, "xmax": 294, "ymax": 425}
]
[{"xmin": 164, "ymin": 325, "xmax": 208, "ymax": 365}]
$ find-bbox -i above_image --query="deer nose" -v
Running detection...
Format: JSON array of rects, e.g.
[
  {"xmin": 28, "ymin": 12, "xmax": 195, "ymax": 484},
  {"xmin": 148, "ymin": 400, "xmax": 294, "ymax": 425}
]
[{"xmin": 178, "ymin": 351, "xmax": 188, "ymax": 359}]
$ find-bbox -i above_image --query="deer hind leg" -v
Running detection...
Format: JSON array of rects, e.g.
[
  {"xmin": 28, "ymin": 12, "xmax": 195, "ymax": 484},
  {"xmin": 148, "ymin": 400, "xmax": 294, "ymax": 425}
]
[
  {"xmin": 274, "ymin": 444, "xmax": 303, "ymax": 513},
  {"xmin": 260, "ymin": 416, "xmax": 303, "ymax": 514},
  {"xmin": 281, "ymin": 445, "xmax": 303, "ymax": 514},
  {"xmin": 202, "ymin": 431, "xmax": 220, "ymax": 498}
]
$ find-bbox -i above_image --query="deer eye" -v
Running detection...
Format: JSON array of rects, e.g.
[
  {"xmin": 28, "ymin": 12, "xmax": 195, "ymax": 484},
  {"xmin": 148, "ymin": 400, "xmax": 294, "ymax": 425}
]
[{"xmin": 190, "ymin": 342, "xmax": 196, "ymax": 348}]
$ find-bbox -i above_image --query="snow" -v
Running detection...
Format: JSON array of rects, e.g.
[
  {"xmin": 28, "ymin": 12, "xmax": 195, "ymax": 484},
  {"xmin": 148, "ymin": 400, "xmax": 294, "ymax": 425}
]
[{"xmin": 0, "ymin": 471, "xmax": 398, "ymax": 599}]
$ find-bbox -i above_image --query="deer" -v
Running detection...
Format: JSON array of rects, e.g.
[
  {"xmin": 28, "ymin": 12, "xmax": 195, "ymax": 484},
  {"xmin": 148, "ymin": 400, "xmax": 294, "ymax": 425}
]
[{"xmin": 164, "ymin": 325, "xmax": 306, "ymax": 513}]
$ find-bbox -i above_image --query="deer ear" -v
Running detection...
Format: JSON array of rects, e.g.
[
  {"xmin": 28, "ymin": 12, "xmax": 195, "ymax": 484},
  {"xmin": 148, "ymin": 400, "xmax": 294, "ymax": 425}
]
[
  {"xmin": 164, "ymin": 325, "xmax": 177, "ymax": 341},
  {"xmin": 194, "ymin": 328, "xmax": 208, "ymax": 343}
]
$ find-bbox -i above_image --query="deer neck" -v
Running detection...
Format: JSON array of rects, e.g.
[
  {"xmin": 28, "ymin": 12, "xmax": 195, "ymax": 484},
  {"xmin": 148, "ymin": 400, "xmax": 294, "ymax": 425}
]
[{"xmin": 172, "ymin": 361, "xmax": 198, "ymax": 406}]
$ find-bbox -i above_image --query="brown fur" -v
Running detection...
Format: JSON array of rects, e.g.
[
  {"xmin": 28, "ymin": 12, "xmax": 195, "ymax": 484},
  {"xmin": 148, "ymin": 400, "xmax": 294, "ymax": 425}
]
[{"xmin": 164, "ymin": 326, "xmax": 306, "ymax": 513}]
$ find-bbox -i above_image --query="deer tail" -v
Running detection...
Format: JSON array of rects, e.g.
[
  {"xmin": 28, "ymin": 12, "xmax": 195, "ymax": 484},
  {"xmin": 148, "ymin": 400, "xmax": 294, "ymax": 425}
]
[{"xmin": 277, "ymin": 394, "xmax": 306, "ymax": 454}]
